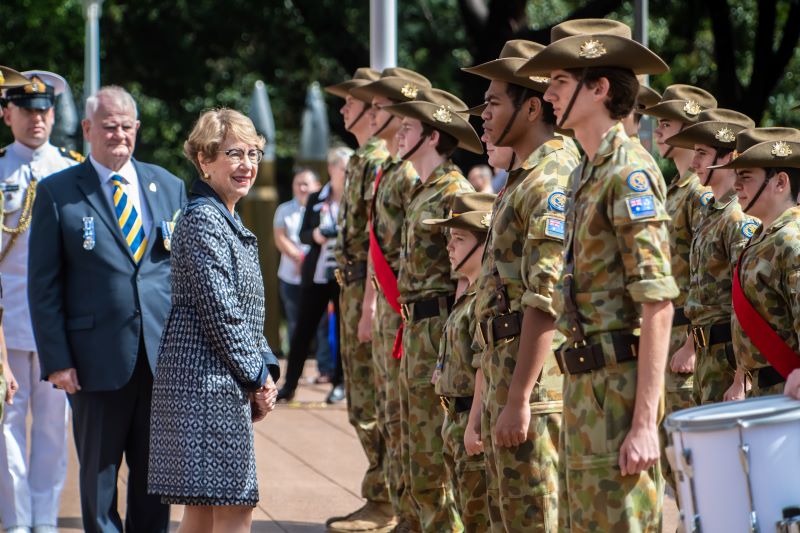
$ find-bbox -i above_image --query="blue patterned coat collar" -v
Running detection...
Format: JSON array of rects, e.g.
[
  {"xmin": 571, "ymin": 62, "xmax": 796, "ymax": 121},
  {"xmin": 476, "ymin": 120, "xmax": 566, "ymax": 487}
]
[{"xmin": 187, "ymin": 179, "xmax": 254, "ymax": 240}]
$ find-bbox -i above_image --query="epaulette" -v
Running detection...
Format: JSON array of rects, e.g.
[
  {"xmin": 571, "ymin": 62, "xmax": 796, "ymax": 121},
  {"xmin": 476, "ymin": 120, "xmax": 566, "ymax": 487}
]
[
  {"xmin": 0, "ymin": 147, "xmax": 6, "ymax": 157},
  {"xmin": 59, "ymin": 146, "xmax": 85, "ymax": 163}
]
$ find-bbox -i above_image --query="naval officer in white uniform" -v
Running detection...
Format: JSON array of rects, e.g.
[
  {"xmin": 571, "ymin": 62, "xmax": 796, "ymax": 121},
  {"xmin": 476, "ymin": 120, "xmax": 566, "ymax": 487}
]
[{"xmin": 0, "ymin": 70, "xmax": 82, "ymax": 533}]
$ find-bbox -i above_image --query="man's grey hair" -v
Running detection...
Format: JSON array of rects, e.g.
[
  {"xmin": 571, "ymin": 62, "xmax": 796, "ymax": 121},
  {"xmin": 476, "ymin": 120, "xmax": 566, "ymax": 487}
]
[
  {"xmin": 327, "ymin": 146, "xmax": 354, "ymax": 168},
  {"xmin": 84, "ymin": 85, "xmax": 139, "ymax": 121}
]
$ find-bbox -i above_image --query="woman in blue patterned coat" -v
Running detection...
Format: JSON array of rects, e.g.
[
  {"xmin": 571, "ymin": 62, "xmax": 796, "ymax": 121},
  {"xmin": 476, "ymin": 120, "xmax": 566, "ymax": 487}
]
[{"xmin": 148, "ymin": 108, "xmax": 280, "ymax": 533}]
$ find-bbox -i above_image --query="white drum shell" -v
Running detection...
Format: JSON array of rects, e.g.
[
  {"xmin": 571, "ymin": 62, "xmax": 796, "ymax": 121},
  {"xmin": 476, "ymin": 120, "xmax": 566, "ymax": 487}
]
[{"xmin": 667, "ymin": 395, "xmax": 800, "ymax": 533}]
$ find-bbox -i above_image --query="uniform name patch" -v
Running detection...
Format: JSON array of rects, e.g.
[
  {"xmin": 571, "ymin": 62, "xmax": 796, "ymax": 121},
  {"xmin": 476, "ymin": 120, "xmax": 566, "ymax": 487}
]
[
  {"xmin": 625, "ymin": 195, "xmax": 657, "ymax": 220},
  {"xmin": 627, "ymin": 170, "xmax": 650, "ymax": 192},
  {"xmin": 741, "ymin": 220, "xmax": 758, "ymax": 238},
  {"xmin": 700, "ymin": 191, "xmax": 714, "ymax": 206},
  {"xmin": 547, "ymin": 191, "xmax": 567, "ymax": 212},
  {"xmin": 545, "ymin": 217, "xmax": 565, "ymax": 239}
]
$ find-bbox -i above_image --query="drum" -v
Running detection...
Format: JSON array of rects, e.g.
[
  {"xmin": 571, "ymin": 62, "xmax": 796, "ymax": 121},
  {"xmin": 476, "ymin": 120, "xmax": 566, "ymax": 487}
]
[{"xmin": 666, "ymin": 395, "xmax": 800, "ymax": 533}]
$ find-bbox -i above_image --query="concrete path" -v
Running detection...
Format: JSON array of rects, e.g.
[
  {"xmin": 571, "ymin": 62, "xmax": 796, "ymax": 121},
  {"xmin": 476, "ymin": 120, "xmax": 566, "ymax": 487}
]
[{"xmin": 53, "ymin": 362, "xmax": 679, "ymax": 532}]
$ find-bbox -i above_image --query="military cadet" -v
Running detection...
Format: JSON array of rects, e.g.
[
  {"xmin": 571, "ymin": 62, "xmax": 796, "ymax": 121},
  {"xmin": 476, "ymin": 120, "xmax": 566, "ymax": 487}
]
[
  {"xmin": 716, "ymin": 128, "xmax": 800, "ymax": 397},
  {"xmin": 664, "ymin": 109, "xmax": 758, "ymax": 404},
  {"xmin": 0, "ymin": 66, "xmax": 28, "ymax": 426},
  {"xmin": 463, "ymin": 39, "xmax": 580, "ymax": 532},
  {"xmin": 422, "ymin": 192, "xmax": 493, "ymax": 533},
  {"xmin": 519, "ymin": 19, "xmax": 678, "ymax": 531},
  {"xmin": 0, "ymin": 70, "xmax": 84, "ymax": 533},
  {"xmin": 352, "ymin": 70, "xmax": 431, "ymax": 532},
  {"xmin": 621, "ymin": 81, "xmax": 661, "ymax": 140},
  {"xmin": 382, "ymin": 89, "xmax": 480, "ymax": 532},
  {"xmin": 641, "ymin": 84, "xmax": 717, "ymax": 410},
  {"xmin": 321, "ymin": 67, "xmax": 397, "ymax": 532}
]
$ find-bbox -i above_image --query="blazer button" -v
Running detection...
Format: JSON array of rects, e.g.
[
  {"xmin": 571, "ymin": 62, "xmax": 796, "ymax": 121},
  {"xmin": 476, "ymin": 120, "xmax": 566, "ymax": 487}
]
[
  {"xmin": 136, "ymin": 275, "xmax": 142, "ymax": 282},
  {"xmin": 134, "ymin": 309, "xmax": 141, "ymax": 316}
]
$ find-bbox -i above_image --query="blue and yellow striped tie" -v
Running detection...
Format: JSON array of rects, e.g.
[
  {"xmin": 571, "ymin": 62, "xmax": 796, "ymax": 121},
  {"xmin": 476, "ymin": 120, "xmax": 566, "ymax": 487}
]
[{"xmin": 110, "ymin": 175, "xmax": 148, "ymax": 263}]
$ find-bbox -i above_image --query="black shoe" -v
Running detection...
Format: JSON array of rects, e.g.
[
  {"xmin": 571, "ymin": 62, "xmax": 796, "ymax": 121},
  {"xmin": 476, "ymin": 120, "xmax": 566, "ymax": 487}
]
[
  {"xmin": 326, "ymin": 384, "xmax": 345, "ymax": 404},
  {"xmin": 277, "ymin": 387, "xmax": 295, "ymax": 402}
]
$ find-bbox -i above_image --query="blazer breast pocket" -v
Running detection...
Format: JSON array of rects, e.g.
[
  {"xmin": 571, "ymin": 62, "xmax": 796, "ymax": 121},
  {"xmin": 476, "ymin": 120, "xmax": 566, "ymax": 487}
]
[{"xmin": 66, "ymin": 315, "xmax": 94, "ymax": 331}]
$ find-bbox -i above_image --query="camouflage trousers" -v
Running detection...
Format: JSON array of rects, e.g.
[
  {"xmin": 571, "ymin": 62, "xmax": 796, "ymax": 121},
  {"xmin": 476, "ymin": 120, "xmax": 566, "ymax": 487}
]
[
  {"xmin": 692, "ymin": 324, "xmax": 736, "ymax": 405},
  {"xmin": 339, "ymin": 280, "xmax": 389, "ymax": 503},
  {"xmin": 373, "ymin": 293, "xmax": 415, "ymax": 522},
  {"xmin": 660, "ymin": 324, "xmax": 696, "ymax": 490},
  {"xmin": 481, "ymin": 337, "xmax": 562, "ymax": 532},
  {"xmin": 441, "ymin": 409, "xmax": 489, "ymax": 533},
  {"xmin": 560, "ymin": 348, "xmax": 663, "ymax": 533},
  {"xmin": 400, "ymin": 310, "xmax": 462, "ymax": 532}
]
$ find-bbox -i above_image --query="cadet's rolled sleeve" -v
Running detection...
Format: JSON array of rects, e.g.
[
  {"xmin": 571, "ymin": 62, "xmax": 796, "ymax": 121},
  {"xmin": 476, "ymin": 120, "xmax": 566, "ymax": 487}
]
[
  {"xmin": 627, "ymin": 276, "xmax": 679, "ymax": 302},
  {"xmin": 521, "ymin": 232, "xmax": 564, "ymax": 318}
]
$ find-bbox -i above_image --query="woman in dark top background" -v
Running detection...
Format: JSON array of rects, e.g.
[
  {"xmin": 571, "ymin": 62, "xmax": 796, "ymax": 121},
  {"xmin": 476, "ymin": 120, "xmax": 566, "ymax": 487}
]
[{"xmin": 277, "ymin": 147, "xmax": 352, "ymax": 403}]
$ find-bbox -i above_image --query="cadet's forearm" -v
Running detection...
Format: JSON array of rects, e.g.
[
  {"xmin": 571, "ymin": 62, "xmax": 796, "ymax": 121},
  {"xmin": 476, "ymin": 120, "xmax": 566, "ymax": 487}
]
[
  {"xmin": 362, "ymin": 256, "xmax": 377, "ymax": 313},
  {"xmin": 507, "ymin": 306, "xmax": 556, "ymax": 406},
  {"xmin": 469, "ymin": 368, "xmax": 484, "ymax": 429},
  {"xmin": 634, "ymin": 300, "xmax": 673, "ymax": 428}
]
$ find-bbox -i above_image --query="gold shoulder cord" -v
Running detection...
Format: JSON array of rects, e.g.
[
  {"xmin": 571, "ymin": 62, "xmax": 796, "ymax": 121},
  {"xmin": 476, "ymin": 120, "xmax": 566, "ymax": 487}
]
[{"xmin": 0, "ymin": 178, "xmax": 38, "ymax": 264}]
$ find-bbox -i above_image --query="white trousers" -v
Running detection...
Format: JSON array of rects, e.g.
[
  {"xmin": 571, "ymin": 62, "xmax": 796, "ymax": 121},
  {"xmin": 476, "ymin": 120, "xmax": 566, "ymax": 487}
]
[{"xmin": 0, "ymin": 349, "xmax": 68, "ymax": 529}]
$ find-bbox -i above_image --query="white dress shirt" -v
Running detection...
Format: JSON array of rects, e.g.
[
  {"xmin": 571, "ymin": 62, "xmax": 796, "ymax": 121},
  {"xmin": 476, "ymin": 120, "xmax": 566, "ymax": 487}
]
[{"xmin": 89, "ymin": 155, "xmax": 153, "ymax": 238}]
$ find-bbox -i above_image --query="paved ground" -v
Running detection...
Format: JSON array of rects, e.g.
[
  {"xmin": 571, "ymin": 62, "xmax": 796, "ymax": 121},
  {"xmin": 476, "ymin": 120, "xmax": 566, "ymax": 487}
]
[{"xmin": 53, "ymin": 361, "xmax": 679, "ymax": 532}]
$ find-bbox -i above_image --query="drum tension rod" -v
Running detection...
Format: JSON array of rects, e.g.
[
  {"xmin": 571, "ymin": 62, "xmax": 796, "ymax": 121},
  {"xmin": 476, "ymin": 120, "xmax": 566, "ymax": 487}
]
[{"xmin": 738, "ymin": 424, "xmax": 759, "ymax": 533}]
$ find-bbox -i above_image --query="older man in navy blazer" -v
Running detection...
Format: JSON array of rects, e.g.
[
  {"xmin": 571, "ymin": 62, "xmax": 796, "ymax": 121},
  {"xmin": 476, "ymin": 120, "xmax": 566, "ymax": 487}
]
[{"xmin": 28, "ymin": 85, "xmax": 186, "ymax": 533}]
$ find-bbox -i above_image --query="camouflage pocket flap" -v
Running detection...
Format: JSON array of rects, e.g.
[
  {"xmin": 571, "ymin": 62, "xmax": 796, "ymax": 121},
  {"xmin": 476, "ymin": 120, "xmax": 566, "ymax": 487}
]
[{"xmin": 529, "ymin": 214, "xmax": 566, "ymax": 242}]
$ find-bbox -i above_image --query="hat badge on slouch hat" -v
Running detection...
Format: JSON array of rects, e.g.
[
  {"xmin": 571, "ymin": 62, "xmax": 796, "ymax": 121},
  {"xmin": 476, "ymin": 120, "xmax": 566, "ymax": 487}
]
[
  {"xmin": 772, "ymin": 141, "xmax": 792, "ymax": 158},
  {"xmin": 481, "ymin": 213, "xmax": 492, "ymax": 227},
  {"xmin": 578, "ymin": 39, "xmax": 607, "ymax": 59},
  {"xmin": 433, "ymin": 105, "xmax": 453, "ymax": 124},
  {"xmin": 401, "ymin": 83, "xmax": 419, "ymax": 99},
  {"xmin": 683, "ymin": 100, "xmax": 702, "ymax": 116},
  {"xmin": 715, "ymin": 127, "xmax": 736, "ymax": 143}
]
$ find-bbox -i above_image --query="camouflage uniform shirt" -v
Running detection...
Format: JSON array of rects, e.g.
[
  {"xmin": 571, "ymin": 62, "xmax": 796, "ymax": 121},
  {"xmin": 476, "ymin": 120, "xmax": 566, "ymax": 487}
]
[
  {"xmin": 335, "ymin": 136, "xmax": 389, "ymax": 265},
  {"xmin": 397, "ymin": 161, "xmax": 473, "ymax": 302},
  {"xmin": 685, "ymin": 188, "xmax": 758, "ymax": 325},
  {"xmin": 367, "ymin": 158, "xmax": 419, "ymax": 271},
  {"xmin": 665, "ymin": 170, "xmax": 710, "ymax": 309},
  {"xmin": 434, "ymin": 281, "xmax": 478, "ymax": 398},
  {"xmin": 560, "ymin": 122, "xmax": 678, "ymax": 340},
  {"xmin": 732, "ymin": 205, "xmax": 800, "ymax": 372}
]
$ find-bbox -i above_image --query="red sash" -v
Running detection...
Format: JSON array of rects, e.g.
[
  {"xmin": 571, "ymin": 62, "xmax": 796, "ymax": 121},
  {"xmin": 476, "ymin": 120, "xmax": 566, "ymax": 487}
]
[
  {"xmin": 368, "ymin": 166, "xmax": 404, "ymax": 359},
  {"xmin": 732, "ymin": 256, "xmax": 800, "ymax": 379}
]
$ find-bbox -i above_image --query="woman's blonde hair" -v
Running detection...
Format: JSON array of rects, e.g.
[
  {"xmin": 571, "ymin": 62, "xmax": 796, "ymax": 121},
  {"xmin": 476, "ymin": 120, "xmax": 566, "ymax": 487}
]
[{"xmin": 184, "ymin": 108, "xmax": 266, "ymax": 175}]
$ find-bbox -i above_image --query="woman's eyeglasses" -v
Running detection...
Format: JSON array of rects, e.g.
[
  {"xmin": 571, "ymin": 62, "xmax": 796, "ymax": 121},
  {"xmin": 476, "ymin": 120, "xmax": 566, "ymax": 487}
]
[{"xmin": 219, "ymin": 148, "xmax": 264, "ymax": 165}]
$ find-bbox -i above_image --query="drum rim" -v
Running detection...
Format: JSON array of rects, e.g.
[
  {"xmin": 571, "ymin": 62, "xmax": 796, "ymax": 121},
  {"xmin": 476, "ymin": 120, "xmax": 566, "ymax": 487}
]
[{"xmin": 665, "ymin": 394, "xmax": 800, "ymax": 432}]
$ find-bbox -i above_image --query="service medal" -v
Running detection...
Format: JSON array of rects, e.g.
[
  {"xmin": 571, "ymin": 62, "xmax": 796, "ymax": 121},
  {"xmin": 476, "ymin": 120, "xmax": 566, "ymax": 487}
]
[
  {"xmin": 161, "ymin": 220, "xmax": 174, "ymax": 251},
  {"xmin": 82, "ymin": 216, "xmax": 95, "ymax": 250}
]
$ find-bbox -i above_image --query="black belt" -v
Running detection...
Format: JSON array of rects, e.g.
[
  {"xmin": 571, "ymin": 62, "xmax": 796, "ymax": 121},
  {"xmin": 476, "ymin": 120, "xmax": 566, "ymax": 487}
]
[
  {"xmin": 335, "ymin": 262, "xmax": 367, "ymax": 286},
  {"xmin": 673, "ymin": 307, "xmax": 690, "ymax": 327},
  {"xmin": 690, "ymin": 322, "xmax": 732, "ymax": 348},
  {"xmin": 400, "ymin": 294, "xmax": 454, "ymax": 323},
  {"xmin": 756, "ymin": 366, "xmax": 786, "ymax": 389},
  {"xmin": 478, "ymin": 311, "xmax": 522, "ymax": 346},
  {"xmin": 558, "ymin": 332, "xmax": 639, "ymax": 375},
  {"xmin": 439, "ymin": 395, "xmax": 472, "ymax": 414}
]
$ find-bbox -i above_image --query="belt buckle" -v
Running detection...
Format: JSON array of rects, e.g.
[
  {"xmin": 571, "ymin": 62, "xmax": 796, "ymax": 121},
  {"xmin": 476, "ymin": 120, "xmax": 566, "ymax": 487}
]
[
  {"xmin": 691, "ymin": 326, "xmax": 707, "ymax": 348},
  {"xmin": 400, "ymin": 303, "xmax": 411, "ymax": 323},
  {"xmin": 334, "ymin": 268, "xmax": 344, "ymax": 287}
]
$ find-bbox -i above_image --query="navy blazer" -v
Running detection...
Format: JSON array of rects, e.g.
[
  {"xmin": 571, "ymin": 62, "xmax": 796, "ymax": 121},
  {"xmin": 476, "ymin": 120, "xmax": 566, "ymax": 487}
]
[{"xmin": 28, "ymin": 158, "xmax": 187, "ymax": 391}]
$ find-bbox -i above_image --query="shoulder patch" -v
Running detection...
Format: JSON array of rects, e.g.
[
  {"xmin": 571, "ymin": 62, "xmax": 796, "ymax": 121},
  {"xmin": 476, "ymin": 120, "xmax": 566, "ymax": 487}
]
[
  {"xmin": 544, "ymin": 217, "xmax": 565, "ymax": 240},
  {"xmin": 625, "ymin": 194, "xmax": 657, "ymax": 220},
  {"xmin": 60, "ymin": 146, "xmax": 85, "ymax": 163},
  {"xmin": 741, "ymin": 220, "xmax": 759, "ymax": 239},
  {"xmin": 700, "ymin": 191, "xmax": 713, "ymax": 206},
  {"xmin": 626, "ymin": 170, "xmax": 650, "ymax": 192},
  {"xmin": 547, "ymin": 190, "xmax": 567, "ymax": 213}
]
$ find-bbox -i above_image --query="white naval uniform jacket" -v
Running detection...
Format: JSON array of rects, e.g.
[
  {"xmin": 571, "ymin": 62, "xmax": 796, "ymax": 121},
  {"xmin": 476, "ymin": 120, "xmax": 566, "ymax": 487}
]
[{"xmin": 0, "ymin": 141, "xmax": 80, "ymax": 352}]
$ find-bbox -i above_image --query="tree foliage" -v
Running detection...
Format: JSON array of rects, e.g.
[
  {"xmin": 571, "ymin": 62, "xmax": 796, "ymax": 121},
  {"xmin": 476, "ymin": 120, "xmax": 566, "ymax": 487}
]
[{"xmin": 0, "ymin": 0, "xmax": 798, "ymax": 189}]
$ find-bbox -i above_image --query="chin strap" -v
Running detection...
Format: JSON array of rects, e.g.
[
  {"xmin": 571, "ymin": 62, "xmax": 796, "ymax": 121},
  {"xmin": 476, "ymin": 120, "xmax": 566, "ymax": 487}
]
[
  {"xmin": 743, "ymin": 169, "xmax": 774, "ymax": 213},
  {"xmin": 506, "ymin": 152, "xmax": 517, "ymax": 173},
  {"xmin": 454, "ymin": 239, "xmax": 483, "ymax": 273},
  {"xmin": 346, "ymin": 105, "xmax": 370, "ymax": 131},
  {"xmin": 374, "ymin": 115, "xmax": 395, "ymax": 137},
  {"xmin": 557, "ymin": 67, "xmax": 587, "ymax": 129},
  {"xmin": 494, "ymin": 98, "xmax": 525, "ymax": 146},
  {"xmin": 702, "ymin": 148, "xmax": 720, "ymax": 187},
  {"xmin": 401, "ymin": 133, "xmax": 428, "ymax": 162}
]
